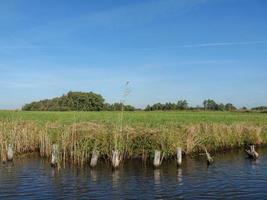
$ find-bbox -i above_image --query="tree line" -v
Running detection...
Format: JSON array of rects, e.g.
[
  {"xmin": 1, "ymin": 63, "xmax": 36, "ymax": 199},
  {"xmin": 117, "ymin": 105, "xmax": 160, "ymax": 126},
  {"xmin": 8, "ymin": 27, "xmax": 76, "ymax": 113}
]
[
  {"xmin": 22, "ymin": 91, "xmax": 266, "ymax": 112},
  {"xmin": 145, "ymin": 100, "xmax": 188, "ymax": 111},
  {"xmin": 22, "ymin": 91, "xmax": 135, "ymax": 111},
  {"xmin": 145, "ymin": 99, "xmax": 238, "ymax": 111},
  {"xmin": 251, "ymin": 106, "xmax": 267, "ymax": 111}
]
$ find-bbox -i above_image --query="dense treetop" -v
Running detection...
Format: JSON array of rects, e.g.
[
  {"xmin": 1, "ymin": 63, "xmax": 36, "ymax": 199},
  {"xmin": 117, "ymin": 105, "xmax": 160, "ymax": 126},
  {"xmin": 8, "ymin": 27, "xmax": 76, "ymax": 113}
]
[
  {"xmin": 145, "ymin": 99, "xmax": 239, "ymax": 111},
  {"xmin": 252, "ymin": 106, "xmax": 267, "ymax": 111},
  {"xmin": 22, "ymin": 91, "xmax": 266, "ymax": 112},
  {"xmin": 22, "ymin": 91, "xmax": 134, "ymax": 111}
]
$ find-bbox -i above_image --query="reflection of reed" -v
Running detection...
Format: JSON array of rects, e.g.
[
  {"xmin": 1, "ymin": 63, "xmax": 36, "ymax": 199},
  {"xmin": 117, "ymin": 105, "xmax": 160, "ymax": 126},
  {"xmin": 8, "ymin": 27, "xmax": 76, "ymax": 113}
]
[
  {"xmin": 51, "ymin": 164, "xmax": 60, "ymax": 178},
  {"xmin": 112, "ymin": 170, "xmax": 120, "ymax": 189},
  {"xmin": 90, "ymin": 169, "xmax": 98, "ymax": 182},
  {"xmin": 51, "ymin": 167, "xmax": 55, "ymax": 177},
  {"xmin": 6, "ymin": 161, "xmax": 14, "ymax": 173},
  {"xmin": 185, "ymin": 157, "xmax": 197, "ymax": 173},
  {"xmin": 251, "ymin": 159, "xmax": 260, "ymax": 170},
  {"xmin": 154, "ymin": 169, "xmax": 161, "ymax": 185},
  {"xmin": 177, "ymin": 168, "xmax": 183, "ymax": 185}
]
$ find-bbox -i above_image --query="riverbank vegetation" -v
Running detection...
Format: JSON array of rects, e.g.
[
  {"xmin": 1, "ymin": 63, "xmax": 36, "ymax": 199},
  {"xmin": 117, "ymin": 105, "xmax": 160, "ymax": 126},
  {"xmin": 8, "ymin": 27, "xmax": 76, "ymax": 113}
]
[{"xmin": 0, "ymin": 111, "xmax": 266, "ymax": 166}]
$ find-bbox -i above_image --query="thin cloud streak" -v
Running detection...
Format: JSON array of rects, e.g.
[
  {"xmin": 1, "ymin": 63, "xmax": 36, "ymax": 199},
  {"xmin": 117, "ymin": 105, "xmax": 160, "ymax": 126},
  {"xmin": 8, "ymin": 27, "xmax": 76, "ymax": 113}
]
[
  {"xmin": 3, "ymin": 40, "xmax": 265, "ymax": 51},
  {"xmin": 78, "ymin": 40, "xmax": 267, "ymax": 52},
  {"xmin": 129, "ymin": 40, "xmax": 267, "ymax": 51},
  {"xmin": 168, "ymin": 40, "xmax": 267, "ymax": 48}
]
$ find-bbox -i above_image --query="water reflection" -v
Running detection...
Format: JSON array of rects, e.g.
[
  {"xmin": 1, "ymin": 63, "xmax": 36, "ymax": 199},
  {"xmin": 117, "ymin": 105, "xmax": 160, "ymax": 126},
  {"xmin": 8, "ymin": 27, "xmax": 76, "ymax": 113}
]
[
  {"xmin": 5, "ymin": 161, "xmax": 14, "ymax": 173},
  {"xmin": 154, "ymin": 169, "xmax": 161, "ymax": 185},
  {"xmin": 51, "ymin": 167, "xmax": 56, "ymax": 177},
  {"xmin": 1, "ymin": 150, "xmax": 267, "ymax": 199},
  {"xmin": 177, "ymin": 168, "xmax": 183, "ymax": 185},
  {"xmin": 111, "ymin": 169, "xmax": 121, "ymax": 199},
  {"xmin": 90, "ymin": 169, "xmax": 98, "ymax": 182},
  {"xmin": 251, "ymin": 159, "xmax": 260, "ymax": 170},
  {"xmin": 112, "ymin": 169, "xmax": 120, "ymax": 189}
]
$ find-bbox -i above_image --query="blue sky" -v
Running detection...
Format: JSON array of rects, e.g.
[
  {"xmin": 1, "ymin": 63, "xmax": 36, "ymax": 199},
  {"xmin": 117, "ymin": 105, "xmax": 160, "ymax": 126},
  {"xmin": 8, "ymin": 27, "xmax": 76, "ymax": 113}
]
[{"xmin": 0, "ymin": 0, "xmax": 267, "ymax": 109}]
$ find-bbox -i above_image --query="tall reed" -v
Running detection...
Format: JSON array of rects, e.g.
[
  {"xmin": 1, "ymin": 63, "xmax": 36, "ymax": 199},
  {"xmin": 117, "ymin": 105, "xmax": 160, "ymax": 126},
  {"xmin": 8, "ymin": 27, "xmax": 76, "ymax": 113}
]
[{"xmin": 0, "ymin": 119, "xmax": 266, "ymax": 166}]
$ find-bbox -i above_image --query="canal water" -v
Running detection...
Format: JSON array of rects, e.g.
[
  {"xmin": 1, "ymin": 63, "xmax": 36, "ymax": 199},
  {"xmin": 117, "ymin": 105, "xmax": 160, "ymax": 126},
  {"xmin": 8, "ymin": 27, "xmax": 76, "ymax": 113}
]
[{"xmin": 1, "ymin": 148, "xmax": 267, "ymax": 199}]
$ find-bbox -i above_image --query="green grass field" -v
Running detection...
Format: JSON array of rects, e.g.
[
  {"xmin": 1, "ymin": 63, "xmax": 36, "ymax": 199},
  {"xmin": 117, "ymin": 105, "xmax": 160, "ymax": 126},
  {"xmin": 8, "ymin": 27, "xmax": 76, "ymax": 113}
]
[{"xmin": 0, "ymin": 110, "xmax": 266, "ymax": 127}]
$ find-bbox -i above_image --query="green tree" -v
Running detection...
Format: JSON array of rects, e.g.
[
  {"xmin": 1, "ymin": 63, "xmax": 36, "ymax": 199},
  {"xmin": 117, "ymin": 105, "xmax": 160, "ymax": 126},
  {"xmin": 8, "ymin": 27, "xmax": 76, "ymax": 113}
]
[
  {"xmin": 22, "ymin": 91, "xmax": 105, "ymax": 111},
  {"xmin": 225, "ymin": 103, "xmax": 237, "ymax": 111},
  {"xmin": 218, "ymin": 103, "xmax": 225, "ymax": 111},
  {"xmin": 203, "ymin": 99, "xmax": 218, "ymax": 110},
  {"xmin": 177, "ymin": 100, "xmax": 188, "ymax": 110}
]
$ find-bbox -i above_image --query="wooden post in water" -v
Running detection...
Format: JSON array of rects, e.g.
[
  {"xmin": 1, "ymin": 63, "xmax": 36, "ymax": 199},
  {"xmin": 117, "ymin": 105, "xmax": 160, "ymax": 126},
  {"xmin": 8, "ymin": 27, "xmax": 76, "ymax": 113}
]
[
  {"xmin": 7, "ymin": 144, "xmax": 14, "ymax": 161},
  {"xmin": 51, "ymin": 144, "xmax": 59, "ymax": 167},
  {"xmin": 90, "ymin": 150, "xmax": 99, "ymax": 168},
  {"xmin": 204, "ymin": 147, "xmax": 214, "ymax": 165},
  {"xmin": 112, "ymin": 150, "xmax": 121, "ymax": 169},
  {"xmin": 153, "ymin": 150, "xmax": 164, "ymax": 168},
  {"xmin": 245, "ymin": 145, "xmax": 259, "ymax": 159},
  {"xmin": 177, "ymin": 147, "xmax": 182, "ymax": 167}
]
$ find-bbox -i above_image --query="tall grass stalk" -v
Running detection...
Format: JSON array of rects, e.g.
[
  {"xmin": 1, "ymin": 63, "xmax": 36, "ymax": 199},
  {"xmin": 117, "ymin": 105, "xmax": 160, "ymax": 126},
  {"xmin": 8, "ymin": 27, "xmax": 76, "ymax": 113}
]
[{"xmin": 1, "ymin": 119, "xmax": 266, "ymax": 167}]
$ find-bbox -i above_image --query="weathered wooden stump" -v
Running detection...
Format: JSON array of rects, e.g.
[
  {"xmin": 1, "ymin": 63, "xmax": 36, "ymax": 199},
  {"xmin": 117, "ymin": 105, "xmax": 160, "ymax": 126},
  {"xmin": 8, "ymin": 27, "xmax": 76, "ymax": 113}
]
[
  {"xmin": 7, "ymin": 144, "xmax": 14, "ymax": 162},
  {"xmin": 153, "ymin": 150, "xmax": 164, "ymax": 168},
  {"xmin": 245, "ymin": 145, "xmax": 259, "ymax": 159},
  {"xmin": 204, "ymin": 147, "xmax": 214, "ymax": 165},
  {"xmin": 112, "ymin": 150, "xmax": 121, "ymax": 169},
  {"xmin": 51, "ymin": 144, "xmax": 59, "ymax": 167},
  {"xmin": 177, "ymin": 147, "xmax": 182, "ymax": 167},
  {"xmin": 90, "ymin": 150, "xmax": 99, "ymax": 168}
]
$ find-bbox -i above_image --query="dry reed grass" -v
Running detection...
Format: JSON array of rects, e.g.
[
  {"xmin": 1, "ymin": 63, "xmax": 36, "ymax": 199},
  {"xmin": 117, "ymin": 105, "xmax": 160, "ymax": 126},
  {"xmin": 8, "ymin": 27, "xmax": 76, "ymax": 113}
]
[{"xmin": 0, "ymin": 119, "xmax": 266, "ymax": 166}]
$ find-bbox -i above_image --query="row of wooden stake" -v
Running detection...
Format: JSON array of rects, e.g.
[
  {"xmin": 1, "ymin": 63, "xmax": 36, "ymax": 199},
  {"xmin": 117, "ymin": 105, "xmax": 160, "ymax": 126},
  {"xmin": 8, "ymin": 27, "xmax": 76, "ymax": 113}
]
[
  {"xmin": 51, "ymin": 146, "xmax": 183, "ymax": 168},
  {"xmin": 3, "ymin": 144, "xmax": 259, "ymax": 168}
]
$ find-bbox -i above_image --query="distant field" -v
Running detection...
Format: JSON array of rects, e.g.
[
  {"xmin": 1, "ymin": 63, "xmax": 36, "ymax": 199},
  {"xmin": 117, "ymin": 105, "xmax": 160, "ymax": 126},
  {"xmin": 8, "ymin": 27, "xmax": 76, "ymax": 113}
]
[{"xmin": 0, "ymin": 110, "xmax": 266, "ymax": 127}]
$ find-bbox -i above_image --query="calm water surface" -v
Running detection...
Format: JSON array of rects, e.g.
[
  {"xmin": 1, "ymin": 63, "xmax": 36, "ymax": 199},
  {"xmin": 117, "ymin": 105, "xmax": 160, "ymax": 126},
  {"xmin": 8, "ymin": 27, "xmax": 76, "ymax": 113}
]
[{"xmin": 1, "ymin": 149, "xmax": 267, "ymax": 199}]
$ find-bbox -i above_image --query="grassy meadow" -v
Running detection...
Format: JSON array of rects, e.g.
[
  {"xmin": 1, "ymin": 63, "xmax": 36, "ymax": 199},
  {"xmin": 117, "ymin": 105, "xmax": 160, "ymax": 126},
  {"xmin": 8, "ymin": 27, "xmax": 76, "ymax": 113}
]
[
  {"xmin": 0, "ymin": 110, "xmax": 267, "ymax": 126},
  {"xmin": 0, "ymin": 110, "xmax": 267, "ymax": 166}
]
